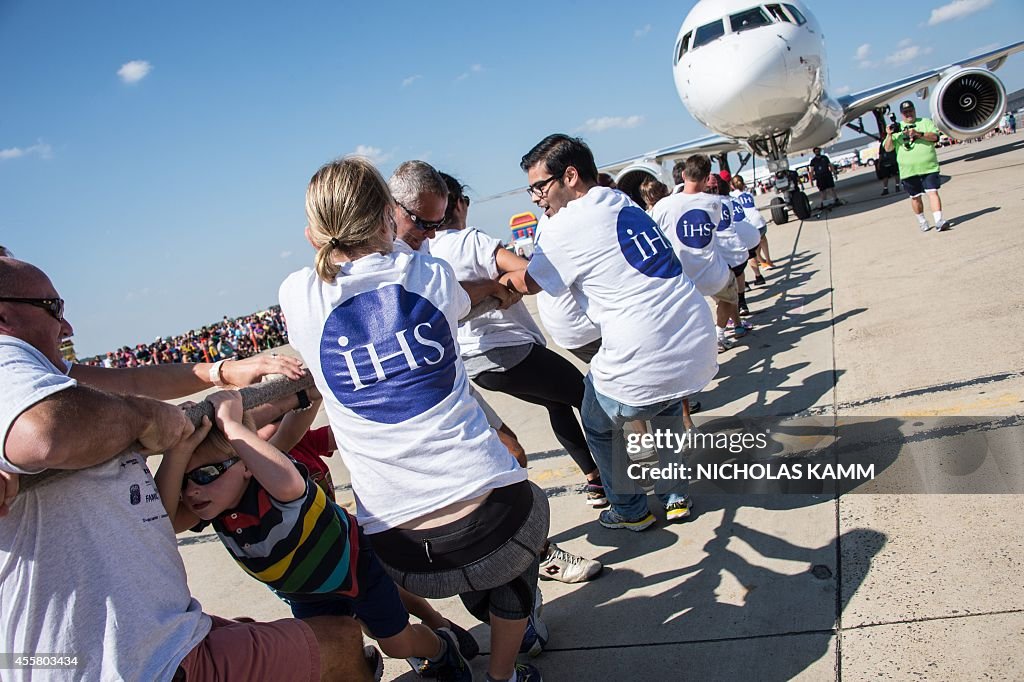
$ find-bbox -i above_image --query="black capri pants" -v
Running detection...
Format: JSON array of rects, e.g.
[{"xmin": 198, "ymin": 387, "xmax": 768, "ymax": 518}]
[{"xmin": 473, "ymin": 343, "xmax": 597, "ymax": 477}]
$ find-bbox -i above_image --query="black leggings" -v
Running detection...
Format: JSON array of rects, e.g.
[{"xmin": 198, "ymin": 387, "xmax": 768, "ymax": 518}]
[{"xmin": 474, "ymin": 344, "xmax": 597, "ymax": 476}]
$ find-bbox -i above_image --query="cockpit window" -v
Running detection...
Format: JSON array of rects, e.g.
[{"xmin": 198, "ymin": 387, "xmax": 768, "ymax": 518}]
[
  {"xmin": 729, "ymin": 7, "xmax": 771, "ymax": 32},
  {"xmin": 766, "ymin": 4, "xmax": 791, "ymax": 22},
  {"xmin": 692, "ymin": 19, "xmax": 725, "ymax": 48},
  {"xmin": 674, "ymin": 31, "xmax": 692, "ymax": 64},
  {"xmin": 784, "ymin": 3, "xmax": 807, "ymax": 25}
]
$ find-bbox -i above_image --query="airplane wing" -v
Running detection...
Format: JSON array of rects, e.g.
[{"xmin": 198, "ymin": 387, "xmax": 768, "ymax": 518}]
[
  {"xmin": 838, "ymin": 40, "xmax": 1024, "ymax": 124},
  {"xmin": 598, "ymin": 133, "xmax": 745, "ymax": 175}
]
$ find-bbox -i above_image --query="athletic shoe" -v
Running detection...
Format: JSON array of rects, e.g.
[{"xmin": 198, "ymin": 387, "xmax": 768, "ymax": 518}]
[
  {"xmin": 539, "ymin": 542, "xmax": 603, "ymax": 583},
  {"xmin": 599, "ymin": 508, "xmax": 656, "ymax": 532},
  {"xmin": 754, "ymin": 274, "xmax": 766, "ymax": 286},
  {"xmin": 519, "ymin": 611, "xmax": 549, "ymax": 657},
  {"xmin": 738, "ymin": 303, "xmax": 750, "ymax": 316},
  {"xmin": 881, "ymin": 188, "xmax": 889, "ymax": 195},
  {"xmin": 413, "ymin": 628, "xmax": 472, "ymax": 681},
  {"xmin": 718, "ymin": 337, "xmax": 735, "ymax": 353},
  {"xmin": 919, "ymin": 221, "xmax": 932, "ymax": 232},
  {"xmin": 935, "ymin": 219, "xmax": 948, "ymax": 232},
  {"xmin": 760, "ymin": 259, "xmax": 775, "ymax": 268},
  {"xmin": 732, "ymin": 325, "xmax": 750, "ymax": 339},
  {"xmin": 364, "ymin": 646, "xmax": 384, "ymax": 682},
  {"xmin": 585, "ymin": 480, "xmax": 609, "ymax": 508},
  {"xmin": 509, "ymin": 662, "xmax": 544, "ymax": 682},
  {"xmin": 446, "ymin": 620, "xmax": 479, "ymax": 660},
  {"xmin": 665, "ymin": 499, "xmax": 693, "ymax": 522}
]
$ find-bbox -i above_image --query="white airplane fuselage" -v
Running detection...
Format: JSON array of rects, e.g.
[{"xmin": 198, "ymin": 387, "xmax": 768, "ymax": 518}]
[{"xmin": 672, "ymin": 0, "xmax": 843, "ymax": 155}]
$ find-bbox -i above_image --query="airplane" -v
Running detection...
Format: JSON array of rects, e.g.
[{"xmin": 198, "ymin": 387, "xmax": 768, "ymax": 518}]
[{"xmin": 602, "ymin": 0, "xmax": 1024, "ymax": 224}]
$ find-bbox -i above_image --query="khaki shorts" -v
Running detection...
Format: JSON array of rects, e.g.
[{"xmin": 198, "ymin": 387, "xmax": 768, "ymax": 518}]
[
  {"xmin": 710, "ymin": 274, "xmax": 739, "ymax": 305},
  {"xmin": 175, "ymin": 615, "xmax": 319, "ymax": 682}
]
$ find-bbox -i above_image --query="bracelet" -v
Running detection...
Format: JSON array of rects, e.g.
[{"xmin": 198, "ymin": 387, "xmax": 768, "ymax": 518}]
[
  {"xmin": 293, "ymin": 389, "xmax": 313, "ymax": 412},
  {"xmin": 209, "ymin": 359, "xmax": 229, "ymax": 388}
]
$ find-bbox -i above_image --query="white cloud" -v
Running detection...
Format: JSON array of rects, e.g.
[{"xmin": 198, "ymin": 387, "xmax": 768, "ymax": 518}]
[
  {"xmin": 279, "ymin": 250, "xmax": 293, "ymax": 259},
  {"xmin": 350, "ymin": 144, "xmax": 392, "ymax": 165},
  {"xmin": 928, "ymin": 0, "xmax": 993, "ymax": 25},
  {"xmin": 577, "ymin": 115, "xmax": 644, "ymax": 133},
  {"xmin": 884, "ymin": 44, "xmax": 932, "ymax": 65},
  {"xmin": 855, "ymin": 43, "xmax": 871, "ymax": 60},
  {"xmin": 401, "ymin": 74, "xmax": 421, "ymax": 87},
  {"xmin": 117, "ymin": 60, "xmax": 152, "ymax": 84},
  {"xmin": 834, "ymin": 85, "xmax": 851, "ymax": 96},
  {"xmin": 634, "ymin": 24, "xmax": 652, "ymax": 39},
  {"xmin": 0, "ymin": 142, "xmax": 53, "ymax": 161},
  {"xmin": 897, "ymin": 38, "xmax": 913, "ymax": 48},
  {"xmin": 456, "ymin": 64, "xmax": 484, "ymax": 82}
]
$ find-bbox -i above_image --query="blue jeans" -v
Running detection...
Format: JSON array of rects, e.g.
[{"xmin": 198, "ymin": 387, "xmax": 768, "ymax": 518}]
[{"xmin": 581, "ymin": 374, "xmax": 690, "ymax": 519}]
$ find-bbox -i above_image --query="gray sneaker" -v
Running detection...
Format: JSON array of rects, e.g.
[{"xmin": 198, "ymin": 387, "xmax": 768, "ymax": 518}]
[{"xmin": 539, "ymin": 542, "xmax": 603, "ymax": 583}]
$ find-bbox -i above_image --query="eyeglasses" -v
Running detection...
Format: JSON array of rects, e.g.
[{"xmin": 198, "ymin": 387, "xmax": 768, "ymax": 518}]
[
  {"xmin": 526, "ymin": 171, "xmax": 565, "ymax": 199},
  {"xmin": 397, "ymin": 202, "xmax": 447, "ymax": 232},
  {"xmin": 0, "ymin": 296, "xmax": 65, "ymax": 322},
  {"xmin": 183, "ymin": 457, "xmax": 239, "ymax": 487}
]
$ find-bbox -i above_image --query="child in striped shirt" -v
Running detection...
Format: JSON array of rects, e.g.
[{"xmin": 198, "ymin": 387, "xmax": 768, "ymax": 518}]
[{"xmin": 155, "ymin": 390, "xmax": 471, "ymax": 681}]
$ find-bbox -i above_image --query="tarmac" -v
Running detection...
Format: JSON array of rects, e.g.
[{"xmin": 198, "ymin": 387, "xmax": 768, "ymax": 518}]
[{"xmin": 176, "ymin": 133, "xmax": 1024, "ymax": 681}]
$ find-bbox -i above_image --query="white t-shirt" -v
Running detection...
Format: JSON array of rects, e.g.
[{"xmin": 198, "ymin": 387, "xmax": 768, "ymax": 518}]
[
  {"xmin": 709, "ymin": 199, "xmax": 752, "ymax": 267},
  {"xmin": 652, "ymin": 191, "xmax": 733, "ymax": 296},
  {"xmin": 527, "ymin": 186, "xmax": 717, "ymax": 405},
  {"xmin": 730, "ymin": 189, "xmax": 767, "ymax": 229},
  {"xmin": 429, "ymin": 226, "xmax": 545, "ymax": 358},
  {"xmin": 533, "ymin": 215, "xmax": 601, "ymax": 350},
  {"xmin": 0, "ymin": 336, "xmax": 210, "ymax": 682},
  {"xmin": 279, "ymin": 250, "xmax": 526, "ymax": 534},
  {"xmin": 727, "ymin": 196, "xmax": 765, "ymax": 249}
]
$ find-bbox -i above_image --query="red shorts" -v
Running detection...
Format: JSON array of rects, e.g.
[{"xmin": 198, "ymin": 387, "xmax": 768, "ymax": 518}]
[{"xmin": 175, "ymin": 615, "xmax": 319, "ymax": 682}]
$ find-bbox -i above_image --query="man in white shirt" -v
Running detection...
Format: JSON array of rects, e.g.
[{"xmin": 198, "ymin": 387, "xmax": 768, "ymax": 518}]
[
  {"xmin": 502, "ymin": 134, "xmax": 718, "ymax": 532},
  {"xmin": 0, "ymin": 257, "xmax": 370, "ymax": 682},
  {"xmin": 651, "ymin": 154, "xmax": 742, "ymax": 353}
]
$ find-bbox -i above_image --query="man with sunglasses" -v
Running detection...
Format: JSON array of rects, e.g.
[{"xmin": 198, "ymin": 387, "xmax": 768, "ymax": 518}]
[
  {"xmin": 501, "ymin": 134, "xmax": 718, "ymax": 533},
  {"xmin": 389, "ymin": 160, "xmax": 450, "ymax": 254},
  {"xmin": 0, "ymin": 257, "xmax": 372, "ymax": 681}
]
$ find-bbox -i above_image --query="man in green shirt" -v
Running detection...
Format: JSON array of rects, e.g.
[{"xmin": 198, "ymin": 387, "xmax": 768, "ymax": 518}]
[{"xmin": 884, "ymin": 100, "xmax": 947, "ymax": 232}]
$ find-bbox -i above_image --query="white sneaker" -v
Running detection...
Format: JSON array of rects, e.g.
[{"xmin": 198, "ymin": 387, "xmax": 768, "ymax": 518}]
[
  {"xmin": 539, "ymin": 542, "xmax": 603, "ymax": 583},
  {"xmin": 935, "ymin": 219, "xmax": 948, "ymax": 232},
  {"xmin": 919, "ymin": 221, "xmax": 932, "ymax": 232}
]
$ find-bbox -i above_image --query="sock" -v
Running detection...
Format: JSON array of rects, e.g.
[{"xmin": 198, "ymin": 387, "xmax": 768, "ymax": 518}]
[
  {"xmin": 426, "ymin": 633, "xmax": 448, "ymax": 663},
  {"xmin": 717, "ymin": 326, "xmax": 726, "ymax": 340},
  {"xmin": 916, "ymin": 213, "xmax": 929, "ymax": 226},
  {"xmin": 933, "ymin": 210, "xmax": 943, "ymax": 224}
]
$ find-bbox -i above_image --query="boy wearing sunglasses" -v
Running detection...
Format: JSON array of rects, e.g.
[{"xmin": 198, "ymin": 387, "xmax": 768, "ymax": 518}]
[{"xmin": 154, "ymin": 390, "xmax": 472, "ymax": 681}]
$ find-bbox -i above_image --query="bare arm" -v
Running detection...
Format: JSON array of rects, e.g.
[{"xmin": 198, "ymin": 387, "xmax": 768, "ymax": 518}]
[
  {"xmin": 69, "ymin": 353, "xmax": 304, "ymax": 400},
  {"xmin": 499, "ymin": 269, "xmax": 543, "ymax": 295},
  {"xmin": 154, "ymin": 416, "xmax": 212, "ymax": 531},
  {"xmin": 210, "ymin": 391, "xmax": 305, "ymax": 503},
  {"xmin": 883, "ymin": 132, "xmax": 895, "ymax": 153},
  {"xmin": 0, "ymin": 470, "xmax": 18, "ymax": 517},
  {"xmin": 5, "ymin": 386, "xmax": 193, "ymax": 471},
  {"xmin": 267, "ymin": 395, "xmax": 321, "ymax": 453},
  {"xmin": 494, "ymin": 247, "xmax": 530, "ymax": 275}
]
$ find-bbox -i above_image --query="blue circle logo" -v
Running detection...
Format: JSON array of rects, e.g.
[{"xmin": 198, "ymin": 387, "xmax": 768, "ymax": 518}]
[
  {"xmin": 676, "ymin": 209, "xmax": 715, "ymax": 249},
  {"xmin": 730, "ymin": 199, "xmax": 747, "ymax": 223},
  {"xmin": 319, "ymin": 284, "xmax": 456, "ymax": 424},
  {"xmin": 717, "ymin": 201, "xmax": 733, "ymax": 232},
  {"xmin": 616, "ymin": 206, "xmax": 682, "ymax": 279},
  {"xmin": 737, "ymin": 193, "xmax": 756, "ymax": 209}
]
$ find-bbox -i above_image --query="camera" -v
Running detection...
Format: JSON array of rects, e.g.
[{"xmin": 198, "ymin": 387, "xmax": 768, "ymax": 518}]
[{"xmin": 887, "ymin": 113, "xmax": 901, "ymax": 134}]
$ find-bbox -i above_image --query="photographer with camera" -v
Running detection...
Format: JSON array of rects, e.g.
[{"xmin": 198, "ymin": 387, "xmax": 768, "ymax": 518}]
[{"xmin": 884, "ymin": 100, "xmax": 947, "ymax": 232}]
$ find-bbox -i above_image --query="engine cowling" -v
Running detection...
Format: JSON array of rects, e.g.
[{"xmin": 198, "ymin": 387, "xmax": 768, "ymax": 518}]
[
  {"xmin": 928, "ymin": 67, "xmax": 1007, "ymax": 140},
  {"xmin": 615, "ymin": 161, "xmax": 668, "ymax": 207}
]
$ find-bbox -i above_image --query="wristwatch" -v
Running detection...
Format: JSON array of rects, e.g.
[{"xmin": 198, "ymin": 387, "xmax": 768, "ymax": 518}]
[{"xmin": 293, "ymin": 389, "xmax": 313, "ymax": 412}]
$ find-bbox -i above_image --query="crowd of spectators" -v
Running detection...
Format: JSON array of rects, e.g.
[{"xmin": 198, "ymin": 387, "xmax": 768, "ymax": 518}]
[{"xmin": 81, "ymin": 307, "xmax": 288, "ymax": 367}]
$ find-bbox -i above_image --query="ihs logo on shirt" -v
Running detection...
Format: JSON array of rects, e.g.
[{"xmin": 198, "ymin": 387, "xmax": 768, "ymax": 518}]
[
  {"xmin": 320, "ymin": 284, "xmax": 457, "ymax": 424},
  {"xmin": 616, "ymin": 207, "xmax": 682, "ymax": 279}
]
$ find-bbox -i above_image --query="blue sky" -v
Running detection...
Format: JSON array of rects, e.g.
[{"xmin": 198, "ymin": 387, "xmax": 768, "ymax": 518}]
[{"xmin": 2, "ymin": 0, "xmax": 1022, "ymax": 357}]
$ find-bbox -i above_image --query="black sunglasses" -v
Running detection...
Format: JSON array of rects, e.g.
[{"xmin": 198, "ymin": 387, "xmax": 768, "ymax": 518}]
[
  {"xmin": 397, "ymin": 202, "xmax": 446, "ymax": 232},
  {"xmin": 184, "ymin": 457, "xmax": 240, "ymax": 487},
  {"xmin": 0, "ymin": 296, "xmax": 65, "ymax": 322},
  {"xmin": 526, "ymin": 171, "xmax": 565, "ymax": 198}
]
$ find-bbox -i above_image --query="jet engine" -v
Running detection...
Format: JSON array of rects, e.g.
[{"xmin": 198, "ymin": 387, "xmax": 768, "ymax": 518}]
[
  {"xmin": 614, "ymin": 160, "xmax": 667, "ymax": 207},
  {"xmin": 928, "ymin": 67, "xmax": 1007, "ymax": 140}
]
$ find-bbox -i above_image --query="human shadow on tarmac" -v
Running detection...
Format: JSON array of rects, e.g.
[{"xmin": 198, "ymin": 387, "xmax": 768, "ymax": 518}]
[
  {"xmin": 454, "ymin": 503, "xmax": 887, "ymax": 681},
  {"xmin": 946, "ymin": 205, "xmax": 1000, "ymax": 229},
  {"xmin": 938, "ymin": 137, "xmax": 1024, "ymax": 165}
]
